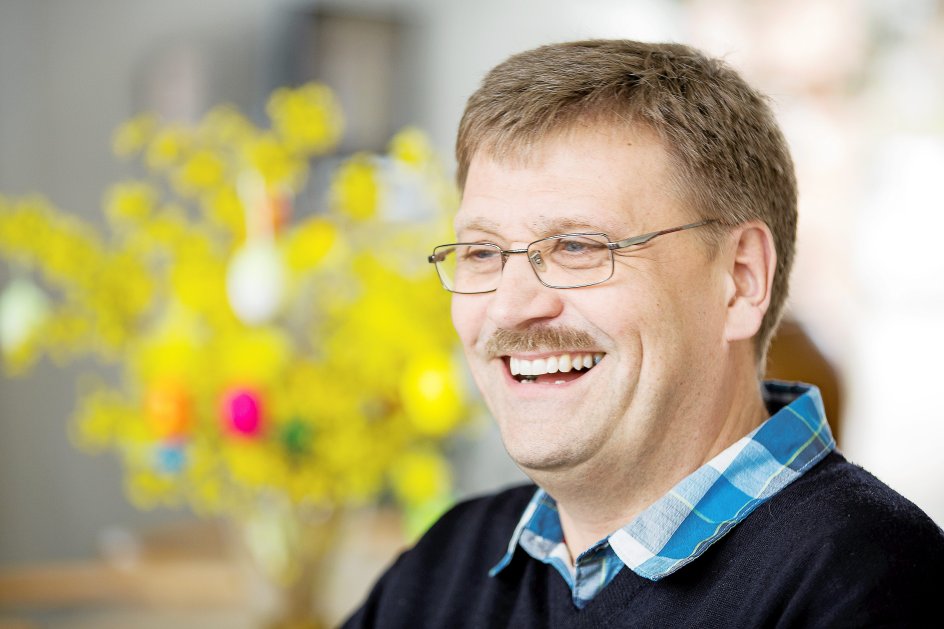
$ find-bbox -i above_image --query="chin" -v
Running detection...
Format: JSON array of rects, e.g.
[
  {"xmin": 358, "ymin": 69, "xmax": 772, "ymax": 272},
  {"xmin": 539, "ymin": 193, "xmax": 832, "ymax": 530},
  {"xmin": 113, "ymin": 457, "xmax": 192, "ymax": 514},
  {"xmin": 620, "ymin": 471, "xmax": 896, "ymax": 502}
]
[{"xmin": 500, "ymin": 428, "xmax": 596, "ymax": 474}]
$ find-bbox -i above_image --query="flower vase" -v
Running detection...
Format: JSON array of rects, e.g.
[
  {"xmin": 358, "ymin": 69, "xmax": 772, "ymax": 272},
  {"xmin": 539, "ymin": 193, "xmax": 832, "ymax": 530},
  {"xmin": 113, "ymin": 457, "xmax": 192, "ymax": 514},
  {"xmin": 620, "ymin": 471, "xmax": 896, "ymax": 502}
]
[{"xmin": 236, "ymin": 502, "xmax": 341, "ymax": 629}]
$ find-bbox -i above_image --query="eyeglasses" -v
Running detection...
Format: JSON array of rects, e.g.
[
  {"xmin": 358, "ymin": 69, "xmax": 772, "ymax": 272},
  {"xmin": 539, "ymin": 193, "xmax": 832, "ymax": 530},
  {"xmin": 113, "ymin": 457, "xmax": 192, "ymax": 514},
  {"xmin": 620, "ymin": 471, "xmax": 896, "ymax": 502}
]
[{"xmin": 428, "ymin": 219, "xmax": 716, "ymax": 294}]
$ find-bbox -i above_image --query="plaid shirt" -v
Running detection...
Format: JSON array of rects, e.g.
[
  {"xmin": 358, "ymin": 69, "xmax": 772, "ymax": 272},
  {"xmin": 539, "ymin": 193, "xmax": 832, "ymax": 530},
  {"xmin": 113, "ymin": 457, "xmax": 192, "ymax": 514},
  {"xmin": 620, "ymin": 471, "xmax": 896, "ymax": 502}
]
[{"xmin": 489, "ymin": 381, "xmax": 836, "ymax": 609}]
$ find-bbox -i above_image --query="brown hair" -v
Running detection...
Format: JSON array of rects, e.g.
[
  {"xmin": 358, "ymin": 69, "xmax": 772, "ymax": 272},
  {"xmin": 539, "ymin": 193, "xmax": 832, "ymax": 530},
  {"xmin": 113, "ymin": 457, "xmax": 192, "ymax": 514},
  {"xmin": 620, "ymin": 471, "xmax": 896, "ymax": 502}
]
[{"xmin": 455, "ymin": 40, "xmax": 797, "ymax": 361}]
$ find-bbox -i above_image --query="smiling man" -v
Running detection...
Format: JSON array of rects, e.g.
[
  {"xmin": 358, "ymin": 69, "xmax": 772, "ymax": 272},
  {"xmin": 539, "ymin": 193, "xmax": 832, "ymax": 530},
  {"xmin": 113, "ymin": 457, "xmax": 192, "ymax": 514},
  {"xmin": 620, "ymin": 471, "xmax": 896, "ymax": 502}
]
[{"xmin": 344, "ymin": 40, "xmax": 943, "ymax": 628}]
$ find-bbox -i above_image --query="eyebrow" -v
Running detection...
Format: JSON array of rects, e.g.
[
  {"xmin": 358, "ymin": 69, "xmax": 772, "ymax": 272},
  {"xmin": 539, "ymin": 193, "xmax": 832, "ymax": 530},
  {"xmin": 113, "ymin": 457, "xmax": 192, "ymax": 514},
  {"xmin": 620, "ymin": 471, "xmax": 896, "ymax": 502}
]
[
  {"xmin": 530, "ymin": 215, "xmax": 606, "ymax": 235},
  {"xmin": 457, "ymin": 214, "xmax": 613, "ymax": 239},
  {"xmin": 456, "ymin": 217, "xmax": 502, "ymax": 236}
]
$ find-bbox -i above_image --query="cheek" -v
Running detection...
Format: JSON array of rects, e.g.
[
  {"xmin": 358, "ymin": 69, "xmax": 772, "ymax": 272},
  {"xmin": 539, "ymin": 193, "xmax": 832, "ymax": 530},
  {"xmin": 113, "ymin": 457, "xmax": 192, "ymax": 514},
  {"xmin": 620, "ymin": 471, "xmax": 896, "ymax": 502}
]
[
  {"xmin": 605, "ymin": 280, "xmax": 703, "ymax": 360},
  {"xmin": 450, "ymin": 294, "xmax": 485, "ymax": 348},
  {"xmin": 652, "ymin": 268, "xmax": 728, "ymax": 353}
]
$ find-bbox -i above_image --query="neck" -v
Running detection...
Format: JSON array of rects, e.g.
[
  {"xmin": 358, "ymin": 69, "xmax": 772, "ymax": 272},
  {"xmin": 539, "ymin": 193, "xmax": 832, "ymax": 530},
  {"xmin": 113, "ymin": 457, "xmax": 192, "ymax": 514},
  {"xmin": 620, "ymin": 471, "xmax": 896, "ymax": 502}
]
[{"xmin": 531, "ymin": 351, "xmax": 769, "ymax": 561}]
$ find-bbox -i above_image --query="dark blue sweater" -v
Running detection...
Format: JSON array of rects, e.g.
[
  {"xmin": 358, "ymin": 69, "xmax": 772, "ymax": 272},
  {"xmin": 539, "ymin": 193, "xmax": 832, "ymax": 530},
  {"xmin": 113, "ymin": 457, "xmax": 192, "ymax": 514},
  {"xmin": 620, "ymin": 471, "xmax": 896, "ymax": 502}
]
[{"xmin": 343, "ymin": 452, "xmax": 944, "ymax": 628}]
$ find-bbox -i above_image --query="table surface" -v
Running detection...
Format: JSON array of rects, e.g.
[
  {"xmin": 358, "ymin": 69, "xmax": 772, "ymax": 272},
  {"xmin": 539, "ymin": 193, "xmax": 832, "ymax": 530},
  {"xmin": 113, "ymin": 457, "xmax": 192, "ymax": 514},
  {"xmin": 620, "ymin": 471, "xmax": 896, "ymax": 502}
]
[{"xmin": 0, "ymin": 507, "xmax": 407, "ymax": 628}]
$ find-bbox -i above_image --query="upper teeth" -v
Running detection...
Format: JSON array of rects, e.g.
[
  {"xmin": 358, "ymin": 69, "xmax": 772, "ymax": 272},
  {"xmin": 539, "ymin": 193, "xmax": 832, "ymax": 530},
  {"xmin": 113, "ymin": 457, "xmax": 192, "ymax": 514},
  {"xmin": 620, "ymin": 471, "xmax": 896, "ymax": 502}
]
[{"xmin": 510, "ymin": 353, "xmax": 603, "ymax": 376}]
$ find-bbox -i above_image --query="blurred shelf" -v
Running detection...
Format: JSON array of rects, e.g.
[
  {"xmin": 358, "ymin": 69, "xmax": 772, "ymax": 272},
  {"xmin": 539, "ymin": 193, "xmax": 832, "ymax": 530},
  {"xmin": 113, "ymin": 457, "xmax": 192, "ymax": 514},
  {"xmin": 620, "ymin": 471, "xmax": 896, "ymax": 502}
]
[
  {"xmin": 0, "ymin": 558, "xmax": 244, "ymax": 607},
  {"xmin": 0, "ymin": 507, "xmax": 407, "ymax": 629}
]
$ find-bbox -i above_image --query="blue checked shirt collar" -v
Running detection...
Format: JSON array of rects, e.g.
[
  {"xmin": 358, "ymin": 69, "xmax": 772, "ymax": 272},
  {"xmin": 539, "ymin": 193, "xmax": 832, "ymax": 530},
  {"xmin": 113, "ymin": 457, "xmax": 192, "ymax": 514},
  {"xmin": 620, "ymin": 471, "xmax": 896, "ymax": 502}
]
[{"xmin": 489, "ymin": 381, "xmax": 836, "ymax": 608}]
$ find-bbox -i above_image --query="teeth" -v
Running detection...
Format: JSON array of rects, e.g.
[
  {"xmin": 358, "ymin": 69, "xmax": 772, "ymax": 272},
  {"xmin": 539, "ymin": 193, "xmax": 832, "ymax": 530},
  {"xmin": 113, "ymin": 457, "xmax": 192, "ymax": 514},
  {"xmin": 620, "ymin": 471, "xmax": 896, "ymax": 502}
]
[{"xmin": 511, "ymin": 352, "xmax": 603, "ymax": 377}]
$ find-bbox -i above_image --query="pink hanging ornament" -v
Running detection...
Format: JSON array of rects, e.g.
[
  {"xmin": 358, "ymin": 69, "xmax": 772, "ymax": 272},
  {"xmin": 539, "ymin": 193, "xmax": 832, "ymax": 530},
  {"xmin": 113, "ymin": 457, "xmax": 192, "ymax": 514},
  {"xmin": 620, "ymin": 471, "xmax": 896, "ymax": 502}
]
[{"xmin": 220, "ymin": 386, "xmax": 264, "ymax": 437}]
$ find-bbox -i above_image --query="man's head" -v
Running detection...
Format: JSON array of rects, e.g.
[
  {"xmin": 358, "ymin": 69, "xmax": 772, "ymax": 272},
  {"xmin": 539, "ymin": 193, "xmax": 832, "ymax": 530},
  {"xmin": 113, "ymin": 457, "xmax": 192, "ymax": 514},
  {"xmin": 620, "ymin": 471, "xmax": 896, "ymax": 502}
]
[
  {"xmin": 446, "ymin": 40, "xmax": 796, "ymax": 480},
  {"xmin": 456, "ymin": 40, "xmax": 797, "ymax": 359}
]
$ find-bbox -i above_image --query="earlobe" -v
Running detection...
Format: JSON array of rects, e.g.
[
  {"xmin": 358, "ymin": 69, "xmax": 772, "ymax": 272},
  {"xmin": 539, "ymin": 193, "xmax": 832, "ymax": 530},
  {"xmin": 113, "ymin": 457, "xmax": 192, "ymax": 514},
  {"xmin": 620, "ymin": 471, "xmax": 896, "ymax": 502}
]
[{"xmin": 724, "ymin": 222, "xmax": 776, "ymax": 343}]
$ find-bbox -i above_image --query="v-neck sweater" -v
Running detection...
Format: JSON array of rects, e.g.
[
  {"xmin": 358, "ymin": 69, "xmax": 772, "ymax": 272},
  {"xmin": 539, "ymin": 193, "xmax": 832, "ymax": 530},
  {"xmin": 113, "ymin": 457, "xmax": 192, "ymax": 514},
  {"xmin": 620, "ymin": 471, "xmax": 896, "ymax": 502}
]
[{"xmin": 344, "ymin": 451, "xmax": 944, "ymax": 628}]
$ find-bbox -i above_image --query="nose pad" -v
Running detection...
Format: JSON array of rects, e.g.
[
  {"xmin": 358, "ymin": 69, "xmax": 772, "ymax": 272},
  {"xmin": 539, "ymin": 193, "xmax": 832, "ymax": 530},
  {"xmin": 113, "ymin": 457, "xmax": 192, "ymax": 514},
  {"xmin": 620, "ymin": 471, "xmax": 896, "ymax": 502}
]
[{"xmin": 529, "ymin": 250, "xmax": 546, "ymax": 272}]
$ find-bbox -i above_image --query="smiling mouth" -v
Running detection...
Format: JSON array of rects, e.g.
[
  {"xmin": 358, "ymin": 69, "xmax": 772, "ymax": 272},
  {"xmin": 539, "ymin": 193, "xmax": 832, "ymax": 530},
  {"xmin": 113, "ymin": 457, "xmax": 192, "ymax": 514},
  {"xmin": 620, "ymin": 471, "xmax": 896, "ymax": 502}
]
[{"xmin": 506, "ymin": 352, "xmax": 604, "ymax": 384}]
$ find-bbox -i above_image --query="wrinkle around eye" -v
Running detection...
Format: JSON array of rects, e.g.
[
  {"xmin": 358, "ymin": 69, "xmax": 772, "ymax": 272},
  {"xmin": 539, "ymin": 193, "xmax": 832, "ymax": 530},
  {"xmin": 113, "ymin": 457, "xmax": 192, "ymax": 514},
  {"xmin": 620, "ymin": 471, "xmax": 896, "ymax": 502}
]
[
  {"xmin": 612, "ymin": 245, "xmax": 651, "ymax": 258},
  {"xmin": 613, "ymin": 249, "xmax": 660, "ymax": 268}
]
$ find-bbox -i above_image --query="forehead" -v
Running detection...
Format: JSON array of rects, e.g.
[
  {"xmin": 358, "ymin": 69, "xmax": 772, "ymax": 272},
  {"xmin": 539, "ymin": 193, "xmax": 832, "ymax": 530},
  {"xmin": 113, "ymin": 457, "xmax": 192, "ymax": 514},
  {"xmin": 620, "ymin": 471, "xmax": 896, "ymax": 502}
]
[{"xmin": 455, "ymin": 124, "xmax": 684, "ymax": 239}]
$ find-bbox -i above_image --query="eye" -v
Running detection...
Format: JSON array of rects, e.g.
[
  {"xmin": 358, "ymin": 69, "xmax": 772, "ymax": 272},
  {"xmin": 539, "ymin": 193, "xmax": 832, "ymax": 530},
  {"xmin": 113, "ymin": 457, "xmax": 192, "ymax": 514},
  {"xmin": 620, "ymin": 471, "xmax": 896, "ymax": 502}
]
[
  {"xmin": 543, "ymin": 235, "xmax": 610, "ymax": 270},
  {"xmin": 560, "ymin": 238, "xmax": 590, "ymax": 254},
  {"xmin": 458, "ymin": 244, "xmax": 501, "ymax": 264},
  {"xmin": 553, "ymin": 237, "xmax": 606, "ymax": 255}
]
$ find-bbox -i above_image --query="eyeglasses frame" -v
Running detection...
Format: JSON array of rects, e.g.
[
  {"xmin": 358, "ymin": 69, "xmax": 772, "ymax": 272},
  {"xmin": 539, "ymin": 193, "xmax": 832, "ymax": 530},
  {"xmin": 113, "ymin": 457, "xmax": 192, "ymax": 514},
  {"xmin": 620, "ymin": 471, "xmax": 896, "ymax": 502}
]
[{"xmin": 427, "ymin": 219, "xmax": 718, "ymax": 294}]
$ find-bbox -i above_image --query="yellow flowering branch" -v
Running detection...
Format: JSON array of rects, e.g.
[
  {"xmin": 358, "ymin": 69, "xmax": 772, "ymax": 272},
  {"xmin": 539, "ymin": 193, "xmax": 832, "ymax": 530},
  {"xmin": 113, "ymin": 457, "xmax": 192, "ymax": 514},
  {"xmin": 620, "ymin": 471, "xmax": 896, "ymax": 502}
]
[{"xmin": 0, "ymin": 83, "xmax": 472, "ymax": 525}]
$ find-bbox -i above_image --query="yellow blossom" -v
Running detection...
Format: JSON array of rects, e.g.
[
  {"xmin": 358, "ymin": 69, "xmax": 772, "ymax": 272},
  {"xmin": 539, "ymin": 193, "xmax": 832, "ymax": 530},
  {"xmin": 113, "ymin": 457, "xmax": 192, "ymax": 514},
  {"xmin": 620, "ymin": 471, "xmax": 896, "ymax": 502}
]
[
  {"xmin": 174, "ymin": 149, "xmax": 226, "ymax": 196},
  {"xmin": 267, "ymin": 83, "xmax": 344, "ymax": 155},
  {"xmin": 132, "ymin": 319, "xmax": 204, "ymax": 386},
  {"xmin": 391, "ymin": 448, "xmax": 451, "ymax": 507},
  {"xmin": 2, "ymin": 335, "xmax": 41, "ymax": 374},
  {"xmin": 146, "ymin": 125, "xmax": 190, "ymax": 171},
  {"xmin": 43, "ymin": 311, "xmax": 94, "ymax": 360},
  {"xmin": 389, "ymin": 127, "xmax": 434, "ymax": 169},
  {"xmin": 331, "ymin": 155, "xmax": 379, "ymax": 220},
  {"xmin": 184, "ymin": 449, "xmax": 227, "ymax": 513},
  {"xmin": 224, "ymin": 441, "xmax": 279, "ymax": 489},
  {"xmin": 215, "ymin": 326, "xmax": 291, "ymax": 387},
  {"xmin": 127, "ymin": 467, "xmax": 179, "ymax": 509},
  {"xmin": 104, "ymin": 181, "xmax": 158, "ymax": 225},
  {"xmin": 284, "ymin": 217, "xmax": 336, "ymax": 273},
  {"xmin": 112, "ymin": 113, "xmax": 159, "ymax": 158},
  {"xmin": 170, "ymin": 256, "xmax": 227, "ymax": 315},
  {"xmin": 141, "ymin": 205, "xmax": 190, "ymax": 250},
  {"xmin": 200, "ymin": 105, "xmax": 255, "ymax": 147},
  {"xmin": 242, "ymin": 133, "xmax": 306, "ymax": 190},
  {"xmin": 201, "ymin": 185, "xmax": 245, "ymax": 238},
  {"xmin": 71, "ymin": 385, "xmax": 144, "ymax": 451}
]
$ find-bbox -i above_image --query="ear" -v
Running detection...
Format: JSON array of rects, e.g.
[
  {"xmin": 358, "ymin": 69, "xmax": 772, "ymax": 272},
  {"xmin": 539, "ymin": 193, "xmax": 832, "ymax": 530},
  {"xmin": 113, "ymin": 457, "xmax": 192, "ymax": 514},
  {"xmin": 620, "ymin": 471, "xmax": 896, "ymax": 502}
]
[{"xmin": 723, "ymin": 221, "xmax": 776, "ymax": 343}]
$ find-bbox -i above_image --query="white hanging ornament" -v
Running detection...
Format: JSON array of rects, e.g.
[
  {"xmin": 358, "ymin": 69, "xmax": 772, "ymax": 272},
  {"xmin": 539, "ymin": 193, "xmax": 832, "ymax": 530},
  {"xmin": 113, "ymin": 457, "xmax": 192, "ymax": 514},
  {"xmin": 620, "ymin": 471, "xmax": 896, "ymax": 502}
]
[
  {"xmin": 0, "ymin": 277, "xmax": 50, "ymax": 353},
  {"xmin": 227, "ymin": 170, "xmax": 288, "ymax": 326},
  {"xmin": 225, "ymin": 238, "xmax": 286, "ymax": 326}
]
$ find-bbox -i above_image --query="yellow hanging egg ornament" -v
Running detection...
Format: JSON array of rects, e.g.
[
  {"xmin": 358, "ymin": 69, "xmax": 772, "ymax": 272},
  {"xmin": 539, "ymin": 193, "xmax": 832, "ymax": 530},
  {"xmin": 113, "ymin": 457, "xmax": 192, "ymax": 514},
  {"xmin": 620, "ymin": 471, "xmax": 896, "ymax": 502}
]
[{"xmin": 400, "ymin": 353, "xmax": 464, "ymax": 437}]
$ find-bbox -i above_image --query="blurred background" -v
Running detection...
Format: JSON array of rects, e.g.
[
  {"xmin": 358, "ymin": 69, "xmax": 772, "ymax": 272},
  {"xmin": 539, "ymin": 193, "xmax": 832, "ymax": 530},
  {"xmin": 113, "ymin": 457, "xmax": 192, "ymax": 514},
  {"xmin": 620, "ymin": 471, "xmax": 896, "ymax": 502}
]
[{"xmin": 2, "ymin": 0, "xmax": 943, "ymax": 627}]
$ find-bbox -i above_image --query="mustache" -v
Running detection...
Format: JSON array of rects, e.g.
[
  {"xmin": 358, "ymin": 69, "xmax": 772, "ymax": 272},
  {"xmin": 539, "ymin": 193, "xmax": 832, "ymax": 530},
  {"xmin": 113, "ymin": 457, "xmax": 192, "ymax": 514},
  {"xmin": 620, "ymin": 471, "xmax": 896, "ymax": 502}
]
[{"xmin": 484, "ymin": 327, "xmax": 598, "ymax": 357}]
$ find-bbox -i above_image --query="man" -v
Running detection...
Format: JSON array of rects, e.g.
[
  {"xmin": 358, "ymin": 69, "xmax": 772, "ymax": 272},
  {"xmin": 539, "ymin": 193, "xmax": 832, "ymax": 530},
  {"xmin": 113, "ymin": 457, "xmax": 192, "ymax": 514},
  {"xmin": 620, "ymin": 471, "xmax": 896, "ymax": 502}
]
[{"xmin": 344, "ymin": 40, "xmax": 943, "ymax": 627}]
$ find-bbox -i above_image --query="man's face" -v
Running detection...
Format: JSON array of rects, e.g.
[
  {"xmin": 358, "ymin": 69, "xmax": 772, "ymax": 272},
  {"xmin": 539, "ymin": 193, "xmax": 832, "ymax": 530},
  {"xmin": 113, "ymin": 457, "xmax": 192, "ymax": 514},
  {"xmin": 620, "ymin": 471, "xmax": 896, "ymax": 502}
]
[{"xmin": 451, "ymin": 125, "xmax": 731, "ymax": 476}]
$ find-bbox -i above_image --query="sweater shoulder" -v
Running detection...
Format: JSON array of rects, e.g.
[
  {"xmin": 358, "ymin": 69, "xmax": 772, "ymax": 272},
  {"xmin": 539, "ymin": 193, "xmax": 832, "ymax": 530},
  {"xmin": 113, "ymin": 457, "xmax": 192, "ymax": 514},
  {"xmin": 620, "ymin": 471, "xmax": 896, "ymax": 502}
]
[
  {"xmin": 656, "ymin": 452, "xmax": 944, "ymax": 628},
  {"xmin": 778, "ymin": 451, "xmax": 943, "ymax": 541},
  {"xmin": 739, "ymin": 450, "xmax": 944, "ymax": 589},
  {"xmin": 341, "ymin": 484, "xmax": 537, "ymax": 629},
  {"xmin": 380, "ymin": 483, "xmax": 537, "ymax": 585}
]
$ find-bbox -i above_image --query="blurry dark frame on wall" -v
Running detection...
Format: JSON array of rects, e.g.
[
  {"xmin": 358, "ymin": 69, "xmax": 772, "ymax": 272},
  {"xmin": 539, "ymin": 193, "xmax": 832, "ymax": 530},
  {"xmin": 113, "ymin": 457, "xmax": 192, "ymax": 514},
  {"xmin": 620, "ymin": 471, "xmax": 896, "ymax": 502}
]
[{"xmin": 274, "ymin": 5, "xmax": 420, "ymax": 155}]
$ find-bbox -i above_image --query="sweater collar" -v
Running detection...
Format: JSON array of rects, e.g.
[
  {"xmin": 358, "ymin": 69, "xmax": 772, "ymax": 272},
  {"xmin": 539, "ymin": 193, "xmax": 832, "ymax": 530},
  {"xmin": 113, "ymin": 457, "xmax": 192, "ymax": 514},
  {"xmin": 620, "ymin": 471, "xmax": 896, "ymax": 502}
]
[{"xmin": 491, "ymin": 381, "xmax": 835, "ymax": 591}]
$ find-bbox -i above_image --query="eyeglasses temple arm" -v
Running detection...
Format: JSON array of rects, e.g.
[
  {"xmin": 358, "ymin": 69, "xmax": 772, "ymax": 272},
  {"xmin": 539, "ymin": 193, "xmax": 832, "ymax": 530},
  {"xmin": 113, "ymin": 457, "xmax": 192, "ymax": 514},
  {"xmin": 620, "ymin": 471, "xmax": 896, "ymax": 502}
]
[
  {"xmin": 429, "ymin": 245, "xmax": 459, "ymax": 263},
  {"xmin": 608, "ymin": 219, "xmax": 716, "ymax": 251}
]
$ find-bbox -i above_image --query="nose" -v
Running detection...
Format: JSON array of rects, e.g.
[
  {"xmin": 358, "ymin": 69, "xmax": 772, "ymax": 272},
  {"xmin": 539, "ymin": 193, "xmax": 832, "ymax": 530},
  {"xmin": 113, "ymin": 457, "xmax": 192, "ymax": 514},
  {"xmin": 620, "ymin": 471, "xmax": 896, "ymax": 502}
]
[{"xmin": 485, "ymin": 250, "xmax": 564, "ymax": 329}]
